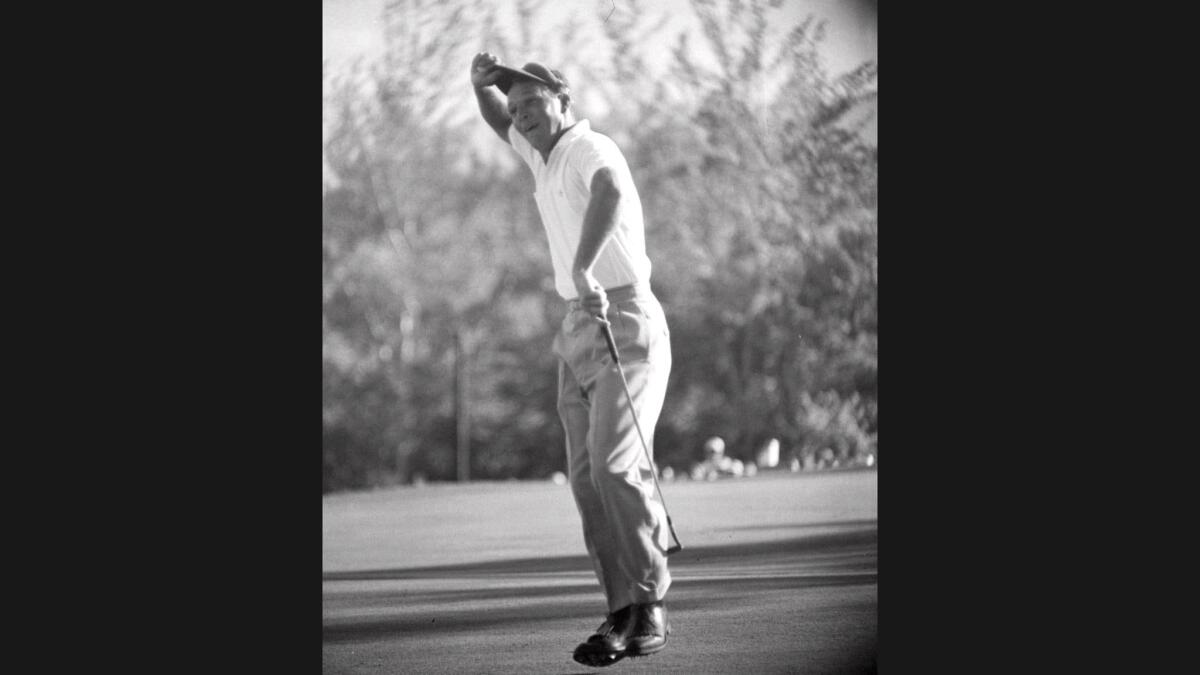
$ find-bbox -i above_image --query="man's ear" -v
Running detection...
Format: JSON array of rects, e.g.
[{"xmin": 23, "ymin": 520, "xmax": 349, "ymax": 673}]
[{"xmin": 559, "ymin": 93, "xmax": 571, "ymax": 113}]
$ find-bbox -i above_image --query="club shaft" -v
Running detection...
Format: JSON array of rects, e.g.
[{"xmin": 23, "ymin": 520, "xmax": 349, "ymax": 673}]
[{"xmin": 600, "ymin": 320, "xmax": 683, "ymax": 555}]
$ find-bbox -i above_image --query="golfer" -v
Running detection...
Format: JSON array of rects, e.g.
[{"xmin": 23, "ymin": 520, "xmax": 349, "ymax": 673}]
[{"xmin": 471, "ymin": 52, "xmax": 673, "ymax": 667}]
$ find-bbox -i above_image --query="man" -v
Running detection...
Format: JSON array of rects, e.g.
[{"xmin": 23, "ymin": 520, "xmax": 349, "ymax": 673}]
[
  {"xmin": 470, "ymin": 52, "xmax": 674, "ymax": 667},
  {"xmin": 692, "ymin": 436, "xmax": 743, "ymax": 481}
]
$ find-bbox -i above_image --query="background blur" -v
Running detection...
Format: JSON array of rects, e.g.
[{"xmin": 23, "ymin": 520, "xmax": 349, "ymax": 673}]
[{"xmin": 322, "ymin": 0, "xmax": 877, "ymax": 493}]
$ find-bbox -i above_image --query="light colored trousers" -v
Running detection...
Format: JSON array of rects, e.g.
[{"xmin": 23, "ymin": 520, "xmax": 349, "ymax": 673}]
[{"xmin": 553, "ymin": 282, "xmax": 673, "ymax": 613}]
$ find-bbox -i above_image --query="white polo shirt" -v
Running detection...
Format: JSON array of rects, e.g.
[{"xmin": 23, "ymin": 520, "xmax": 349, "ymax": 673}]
[{"xmin": 508, "ymin": 119, "xmax": 652, "ymax": 300}]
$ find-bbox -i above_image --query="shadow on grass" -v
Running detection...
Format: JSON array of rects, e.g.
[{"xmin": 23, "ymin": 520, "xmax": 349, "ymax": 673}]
[
  {"xmin": 323, "ymin": 520, "xmax": 876, "ymax": 581},
  {"xmin": 708, "ymin": 517, "xmax": 879, "ymax": 533},
  {"xmin": 323, "ymin": 520, "xmax": 876, "ymax": 644}
]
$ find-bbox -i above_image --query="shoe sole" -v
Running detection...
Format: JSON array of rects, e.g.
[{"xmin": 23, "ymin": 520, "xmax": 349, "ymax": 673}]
[
  {"xmin": 572, "ymin": 648, "xmax": 627, "ymax": 668},
  {"xmin": 626, "ymin": 638, "xmax": 668, "ymax": 658}
]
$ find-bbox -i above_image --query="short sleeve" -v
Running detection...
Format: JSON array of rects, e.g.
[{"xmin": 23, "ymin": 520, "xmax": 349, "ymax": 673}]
[{"xmin": 572, "ymin": 134, "xmax": 626, "ymax": 187}]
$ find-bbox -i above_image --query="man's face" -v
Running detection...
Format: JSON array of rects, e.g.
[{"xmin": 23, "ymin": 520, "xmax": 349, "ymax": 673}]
[{"xmin": 506, "ymin": 80, "xmax": 567, "ymax": 154}]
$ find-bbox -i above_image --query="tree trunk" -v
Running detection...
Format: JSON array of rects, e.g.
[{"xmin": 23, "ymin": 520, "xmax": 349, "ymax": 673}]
[{"xmin": 455, "ymin": 329, "xmax": 470, "ymax": 482}]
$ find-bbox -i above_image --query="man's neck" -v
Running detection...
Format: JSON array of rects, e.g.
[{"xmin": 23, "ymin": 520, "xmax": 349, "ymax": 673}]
[{"xmin": 538, "ymin": 118, "xmax": 578, "ymax": 161}]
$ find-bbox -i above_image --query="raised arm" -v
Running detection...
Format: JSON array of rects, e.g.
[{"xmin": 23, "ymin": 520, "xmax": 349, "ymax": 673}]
[
  {"xmin": 471, "ymin": 52, "xmax": 512, "ymax": 143},
  {"xmin": 572, "ymin": 167, "xmax": 623, "ymax": 318}
]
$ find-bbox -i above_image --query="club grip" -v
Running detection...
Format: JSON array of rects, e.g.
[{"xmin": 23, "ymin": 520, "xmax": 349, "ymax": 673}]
[{"xmin": 599, "ymin": 319, "xmax": 621, "ymax": 365}]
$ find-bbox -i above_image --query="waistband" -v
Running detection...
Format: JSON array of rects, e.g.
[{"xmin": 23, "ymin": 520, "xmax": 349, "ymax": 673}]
[{"xmin": 565, "ymin": 281, "xmax": 654, "ymax": 310}]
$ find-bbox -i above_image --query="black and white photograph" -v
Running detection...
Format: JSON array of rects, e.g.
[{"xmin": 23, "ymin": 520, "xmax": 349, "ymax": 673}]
[{"xmin": 323, "ymin": 0, "xmax": 878, "ymax": 671}]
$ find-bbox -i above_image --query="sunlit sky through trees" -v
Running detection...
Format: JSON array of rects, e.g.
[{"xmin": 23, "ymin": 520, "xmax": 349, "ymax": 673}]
[
  {"xmin": 324, "ymin": 0, "xmax": 876, "ymax": 78},
  {"xmin": 323, "ymin": 0, "xmax": 877, "ymax": 166}
]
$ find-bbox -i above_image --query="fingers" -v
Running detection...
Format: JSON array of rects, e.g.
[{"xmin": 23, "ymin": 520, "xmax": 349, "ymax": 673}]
[
  {"xmin": 471, "ymin": 52, "xmax": 504, "ymax": 87},
  {"xmin": 571, "ymin": 269, "xmax": 607, "ymax": 319},
  {"xmin": 472, "ymin": 52, "xmax": 501, "ymax": 70},
  {"xmin": 581, "ymin": 290, "xmax": 609, "ymax": 321}
]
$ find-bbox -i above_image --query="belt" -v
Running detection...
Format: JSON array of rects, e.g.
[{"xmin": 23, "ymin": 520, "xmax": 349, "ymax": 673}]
[{"xmin": 565, "ymin": 281, "xmax": 653, "ymax": 311}]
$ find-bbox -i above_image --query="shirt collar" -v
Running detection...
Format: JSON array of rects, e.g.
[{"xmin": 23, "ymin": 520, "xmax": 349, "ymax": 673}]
[{"xmin": 547, "ymin": 119, "xmax": 589, "ymax": 160}]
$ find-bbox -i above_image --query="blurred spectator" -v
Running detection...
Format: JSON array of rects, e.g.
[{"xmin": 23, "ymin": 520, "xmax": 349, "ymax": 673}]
[
  {"xmin": 690, "ymin": 436, "xmax": 743, "ymax": 480},
  {"xmin": 819, "ymin": 447, "xmax": 836, "ymax": 469},
  {"xmin": 756, "ymin": 438, "xmax": 780, "ymax": 469}
]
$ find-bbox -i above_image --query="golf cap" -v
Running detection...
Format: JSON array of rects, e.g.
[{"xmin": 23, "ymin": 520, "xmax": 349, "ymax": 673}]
[{"xmin": 492, "ymin": 61, "xmax": 570, "ymax": 95}]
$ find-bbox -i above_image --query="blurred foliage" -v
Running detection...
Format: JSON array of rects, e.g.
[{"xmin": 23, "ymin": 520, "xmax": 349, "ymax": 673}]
[{"xmin": 322, "ymin": 0, "xmax": 877, "ymax": 493}]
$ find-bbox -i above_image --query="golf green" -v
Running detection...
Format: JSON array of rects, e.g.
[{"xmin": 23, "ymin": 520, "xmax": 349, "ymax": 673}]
[{"xmin": 324, "ymin": 469, "xmax": 877, "ymax": 673}]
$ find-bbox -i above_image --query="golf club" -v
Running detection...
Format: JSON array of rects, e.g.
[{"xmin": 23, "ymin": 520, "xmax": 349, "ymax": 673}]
[{"xmin": 599, "ymin": 317, "xmax": 683, "ymax": 555}]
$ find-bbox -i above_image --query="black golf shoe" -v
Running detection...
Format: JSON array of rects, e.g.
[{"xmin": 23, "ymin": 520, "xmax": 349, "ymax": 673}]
[
  {"xmin": 572, "ymin": 605, "xmax": 635, "ymax": 668},
  {"xmin": 626, "ymin": 601, "xmax": 670, "ymax": 657},
  {"xmin": 571, "ymin": 601, "xmax": 671, "ymax": 667}
]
